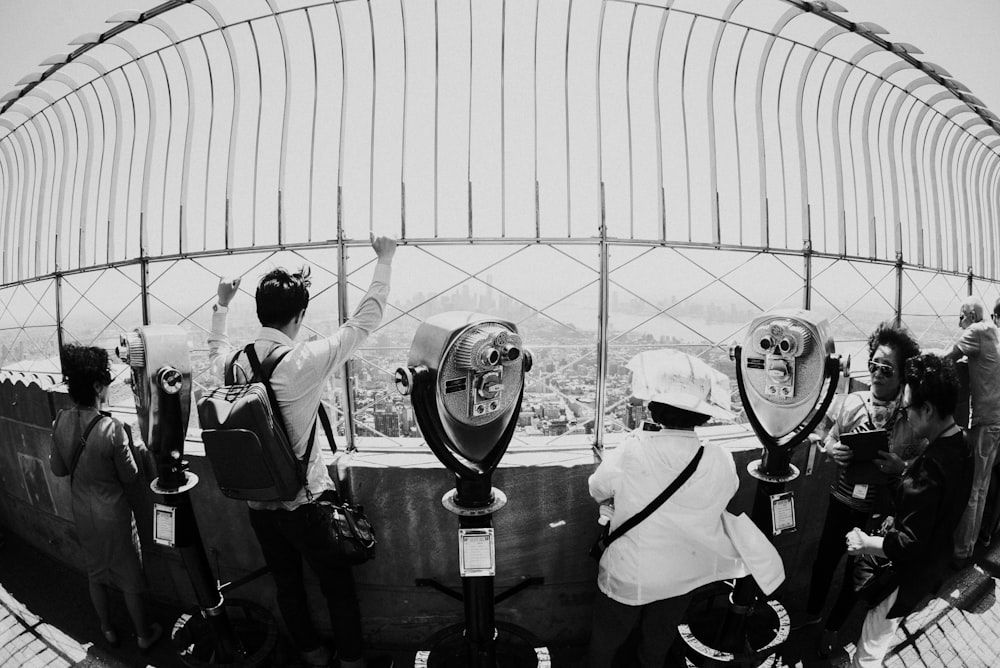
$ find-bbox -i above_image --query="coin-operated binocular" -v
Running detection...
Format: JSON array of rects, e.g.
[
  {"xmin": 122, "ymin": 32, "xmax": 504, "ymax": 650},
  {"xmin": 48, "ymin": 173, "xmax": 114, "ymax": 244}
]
[
  {"xmin": 686, "ymin": 311, "xmax": 847, "ymax": 665},
  {"xmin": 118, "ymin": 325, "xmax": 242, "ymax": 662},
  {"xmin": 396, "ymin": 312, "xmax": 535, "ymax": 667},
  {"xmin": 118, "ymin": 325, "xmax": 192, "ymax": 492},
  {"xmin": 731, "ymin": 309, "xmax": 847, "ymax": 482}
]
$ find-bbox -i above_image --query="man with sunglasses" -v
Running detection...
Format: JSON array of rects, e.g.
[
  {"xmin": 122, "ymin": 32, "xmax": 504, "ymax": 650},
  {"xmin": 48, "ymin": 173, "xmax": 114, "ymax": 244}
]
[{"xmin": 938, "ymin": 296, "xmax": 1000, "ymax": 568}]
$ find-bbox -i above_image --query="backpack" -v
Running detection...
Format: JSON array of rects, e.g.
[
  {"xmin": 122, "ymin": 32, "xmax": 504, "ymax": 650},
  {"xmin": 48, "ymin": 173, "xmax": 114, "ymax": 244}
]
[{"xmin": 199, "ymin": 343, "xmax": 321, "ymax": 502}]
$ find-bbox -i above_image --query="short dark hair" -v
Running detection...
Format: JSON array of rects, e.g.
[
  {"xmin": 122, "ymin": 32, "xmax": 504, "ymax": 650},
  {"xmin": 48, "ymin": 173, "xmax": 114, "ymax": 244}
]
[
  {"xmin": 904, "ymin": 353, "xmax": 958, "ymax": 419},
  {"xmin": 256, "ymin": 266, "xmax": 311, "ymax": 327},
  {"xmin": 868, "ymin": 320, "xmax": 920, "ymax": 366},
  {"xmin": 61, "ymin": 343, "xmax": 112, "ymax": 406},
  {"xmin": 648, "ymin": 401, "xmax": 711, "ymax": 429}
]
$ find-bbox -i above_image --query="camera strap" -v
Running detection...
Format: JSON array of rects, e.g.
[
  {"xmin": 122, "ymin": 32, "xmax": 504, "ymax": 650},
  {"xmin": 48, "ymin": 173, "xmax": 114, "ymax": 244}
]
[
  {"xmin": 68, "ymin": 411, "xmax": 112, "ymax": 484},
  {"xmin": 603, "ymin": 444, "xmax": 704, "ymax": 549}
]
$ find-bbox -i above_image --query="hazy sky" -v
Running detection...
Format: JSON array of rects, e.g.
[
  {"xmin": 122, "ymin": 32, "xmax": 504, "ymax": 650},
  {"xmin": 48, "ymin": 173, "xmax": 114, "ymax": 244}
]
[{"xmin": 1, "ymin": 0, "xmax": 999, "ymax": 117}]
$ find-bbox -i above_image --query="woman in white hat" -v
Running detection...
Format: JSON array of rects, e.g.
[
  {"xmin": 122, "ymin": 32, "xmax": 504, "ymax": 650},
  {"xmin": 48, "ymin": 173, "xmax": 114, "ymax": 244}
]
[{"xmin": 587, "ymin": 349, "xmax": 782, "ymax": 667}]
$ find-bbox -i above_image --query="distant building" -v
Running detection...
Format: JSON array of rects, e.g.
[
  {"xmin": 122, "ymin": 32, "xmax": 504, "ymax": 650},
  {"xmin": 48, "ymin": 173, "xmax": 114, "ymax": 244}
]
[{"xmin": 375, "ymin": 410, "xmax": 401, "ymax": 438}]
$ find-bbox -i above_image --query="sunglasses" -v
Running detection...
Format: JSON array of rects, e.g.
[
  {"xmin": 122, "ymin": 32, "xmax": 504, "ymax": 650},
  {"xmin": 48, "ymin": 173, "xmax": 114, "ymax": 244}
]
[{"xmin": 868, "ymin": 360, "xmax": 895, "ymax": 377}]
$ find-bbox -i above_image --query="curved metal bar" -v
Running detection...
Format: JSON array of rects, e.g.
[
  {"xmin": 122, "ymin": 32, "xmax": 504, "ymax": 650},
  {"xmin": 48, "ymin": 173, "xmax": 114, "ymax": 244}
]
[
  {"xmin": 32, "ymin": 89, "xmax": 80, "ymax": 273},
  {"xmin": 678, "ymin": 15, "xmax": 695, "ymax": 242},
  {"xmin": 773, "ymin": 42, "xmax": 795, "ymax": 248},
  {"xmin": 889, "ymin": 96, "xmax": 920, "ymax": 257},
  {"xmin": 705, "ymin": 0, "xmax": 745, "ymax": 246},
  {"xmin": 985, "ymin": 158, "xmax": 1000, "ymax": 279},
  {"xmin": 147, "ymin": 16, "xmax": 198, "ymax": 255},
  {"xmin": 22, "ymin": 110, "xmax": 54, "ymax": 276},
  {"xmin": 333, "ymin": 0, "xmax": 350, "ymax": 240},
  {"xmin": 793, "ymin": 25, "xmax": 842, "ymax": 250},
  {"xmin": 398, "ymin": 0, "xmax": 408, "ymax": 239},
  {"xmin": 752, "ymin": 6, "xmax": 801, "ymax": 249},
  {"xmin": 832, "ymin": 44, "xmax": 880, "ymax": 255},
  {"xmin": 0, "ymin": 138, "xmax": 22, "ymax": 282},
  {"xmin": 0, "ymin": 128, "xmax": 27, "ymax": 280},
  {"xmin": 625, "ymin": 5, "xmax": 637, "ymax": 238},
  {"xmin": 48, "ymin": 75, "xmax": 98, "ymax": 270},
  {"xmin": 956, "ymin": 127, "xmax": 985, "ymax": 271},
  {"xmin": 262, "ymin": 0, "xmax": 292, "ymax": 243},
  {"xmin": 34, "ymin": 107, "xmax": 62, "ymax": 275},
  {"xmin": 194, "ymin": 0, "xmax": 242, "ymax": 250},
  {"xmin": 532, "ymin": 0, "xmax": 540, "ymax": 238},
  {"xmin": 195, "ymin": 35, "xmax": 215, "ymax": 251},
  {"xmin": 563, "ymin": 0, "xmax": 574, "ymax": 237},
  {"xmin": 651, "ymin": 4, "xmax": 672, "ymax": 241},
  {"xmin": 500, "ymin": 0, "xmax": 507, "ymax": 237},
  {"xmin": 107, "ymin": 38, "xmax": 159, "ymax": 258},
  {"xmin": 7, "ymin": 107, "xmax": 44, "ymax": 278},
  {"xmin": 247, "ymin": 22, "xmax": 264, "ymax": 246},
  {"xmin": 924, "ymin": 111, "xmax": 951, "ymax": 270},
  {"xmin": 967, "ymin": 140, "xmax": 990, "ymax": 273},
  {"xmin": 433, "ymin": 0, "xmax": 439, "ymax": 237},
  {"xmin": 594, "ymin": 0, "xmax": 608, "ymax": 443},
  {"xmin": 858, "ymin": 72, "xmax": 890, "ymax": 257},
  {"xmin": 0, "ymin": 149, "xmax": 8, "ymax": 282},
  {"xmin": 904, "ymin": 84, "xmax": 947, "ymax": 266},
  {"xmin": 941, "ymin": 121, "xmax": 968, "ymax": 271},
  {"xmin": 76, "ymin": 57, "xmax": 127, "ymax": 265},
  {"xmin": 466, "ymin": 0, "xmax": 473, "ymax": 237},
  {"xmin": 880, "ymin": 80, "xmax": 912, "ymax": 256}
]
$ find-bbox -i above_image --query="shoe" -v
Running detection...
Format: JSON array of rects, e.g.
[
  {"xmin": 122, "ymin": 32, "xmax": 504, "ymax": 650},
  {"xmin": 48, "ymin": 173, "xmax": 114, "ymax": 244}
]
[
  {"xmin": 816, "ymin": 629, "xmax": 838, "ymax": 658},
  {"xmin": 101, "ymin": 626, "xmax": 119, "ymax": 647},
  {"xmin": 790, "ymin": 612, "xmax": 823, "ymax": 630},
  {"xmin": 137, "ymin": 622, "xmax": 162, "ymax": 653}
]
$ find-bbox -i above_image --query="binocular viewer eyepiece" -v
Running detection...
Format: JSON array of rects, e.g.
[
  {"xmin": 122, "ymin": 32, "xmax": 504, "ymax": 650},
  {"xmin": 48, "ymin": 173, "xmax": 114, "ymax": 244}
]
[
  {"xmin": 117, "ymin": 325, "xmax": 194, "ymax": 493},
  {"xmin": 731, "ymin": 309, "xmax": 848, "ymax": 479},
  {"xmin": 396, "ymin": 312, "xmax": 532, "ymax": 478}
]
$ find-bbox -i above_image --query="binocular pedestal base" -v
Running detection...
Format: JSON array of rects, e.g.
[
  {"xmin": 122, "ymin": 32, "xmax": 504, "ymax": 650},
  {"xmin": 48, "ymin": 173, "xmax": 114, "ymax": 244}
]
[
  {"xmin": 678, "ymin": 581, "xmax": 789, "ymax": 667},
  {"xmin": 414, "ymin": 478, "xmax": 548, "ymax": 668}
]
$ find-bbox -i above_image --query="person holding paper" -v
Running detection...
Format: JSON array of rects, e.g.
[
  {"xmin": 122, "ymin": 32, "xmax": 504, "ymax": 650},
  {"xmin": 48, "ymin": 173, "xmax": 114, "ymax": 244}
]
[
  {"xmin": 846, "ymin": 353, "xmax": 972, "ymax": 666},
  {"xmin": 796, "ymin": 321, "xmax": 922, "ymax": 657}
]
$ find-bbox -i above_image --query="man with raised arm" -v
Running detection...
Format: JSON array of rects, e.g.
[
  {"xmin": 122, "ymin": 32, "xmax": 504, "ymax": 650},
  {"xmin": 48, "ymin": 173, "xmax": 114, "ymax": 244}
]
[{"xmin": 208, "ymin": 233, "xmax": 396, "ymax": 668}]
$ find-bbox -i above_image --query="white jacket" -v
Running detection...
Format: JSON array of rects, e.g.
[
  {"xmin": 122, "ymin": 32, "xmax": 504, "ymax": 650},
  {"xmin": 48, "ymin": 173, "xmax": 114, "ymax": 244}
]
[{"xmin": 589, "ymin": 428, "xmax": 783, "ymax": 605}]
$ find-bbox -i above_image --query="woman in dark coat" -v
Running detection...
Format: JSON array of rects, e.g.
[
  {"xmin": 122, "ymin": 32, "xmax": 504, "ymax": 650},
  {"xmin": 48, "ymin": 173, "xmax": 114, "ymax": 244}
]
[
  {"xmin": 846, "ymin": 353, "xmax": 973, "ymax": 666},
  {"xmin": 49, "ymin": 344, "xmax": 161, "ymax": 650}
]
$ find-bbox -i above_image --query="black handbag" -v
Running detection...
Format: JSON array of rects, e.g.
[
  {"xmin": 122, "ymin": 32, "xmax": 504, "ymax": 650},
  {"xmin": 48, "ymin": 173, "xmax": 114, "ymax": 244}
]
[
  {"xmin": 851, "ymin": 516, "xmax": 897, "ymax": 606},
  {"xmin": 309, "ymin": 406, "xmax": 377, "ymax": 565},
  {"xmin": 589, "ymin": 445, "xmax": 704, "ymax": 562}
]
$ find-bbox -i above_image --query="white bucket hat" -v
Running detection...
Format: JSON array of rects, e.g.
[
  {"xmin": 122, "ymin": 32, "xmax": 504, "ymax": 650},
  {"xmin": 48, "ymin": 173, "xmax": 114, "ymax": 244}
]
[{"xmin": 627, "ymin": 349, "xmax": 735, "ymax": 421}]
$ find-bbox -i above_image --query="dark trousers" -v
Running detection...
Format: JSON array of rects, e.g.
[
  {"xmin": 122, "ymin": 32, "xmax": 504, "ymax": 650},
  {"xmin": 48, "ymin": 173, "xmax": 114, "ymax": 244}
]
[
  {"xmin": 806, "ymin": 496, "xmax": 869, "ymax": 630},
  {"xmin": 248, "ymin": 500, "xmax": 364, "ymax": 660},
  {"xmin": 587, "ymin": 590, "xmax": 693, "ymax": 668}
]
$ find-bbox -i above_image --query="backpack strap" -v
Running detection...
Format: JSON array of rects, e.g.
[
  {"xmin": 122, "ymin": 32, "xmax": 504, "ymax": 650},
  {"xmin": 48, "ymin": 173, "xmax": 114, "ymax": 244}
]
[
  {"xmin": 243, "ymin": 344, "xmax": 308, "ymax": 490},
  {"xmin": 70, "ymin": 411, "xmax": 111, "ymax": 484}
]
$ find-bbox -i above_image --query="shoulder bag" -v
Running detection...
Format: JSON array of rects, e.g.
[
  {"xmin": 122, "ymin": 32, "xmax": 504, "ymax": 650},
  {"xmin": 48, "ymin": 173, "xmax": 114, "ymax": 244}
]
[
  {"xmin": 307, "ymin": 405, "xmax": 377, "ymax": 565},
  {"xmin": 589, "ymin": 445, "xmax": 704, "ymax": 562}
]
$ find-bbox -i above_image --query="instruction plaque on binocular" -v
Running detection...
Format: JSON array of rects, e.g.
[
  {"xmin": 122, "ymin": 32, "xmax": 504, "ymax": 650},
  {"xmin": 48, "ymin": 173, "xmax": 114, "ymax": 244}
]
[
  {"xmin": 458, "ymin": 528, "xmax": 496, "ymax": 577},
  {"xmin": 769, "ymin": 492, "xmax": 796, "ymax": 536},
  {"xmin": 153, "ymin": 503, "xmax": 177, "ymax": 547}
]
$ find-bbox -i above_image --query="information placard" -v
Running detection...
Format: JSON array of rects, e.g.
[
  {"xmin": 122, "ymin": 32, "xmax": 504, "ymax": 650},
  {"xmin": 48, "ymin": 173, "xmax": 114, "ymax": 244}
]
[
  {"xmin": 458, "ymin": 528, "xmax": 495, "ymax": 577},
  {"xmin": 770, "ymin": 492, "xmax": 796, "ymax": 536},
  {"xmin": 153, "ymin": 503, "xmax": 177, "ymax": 547}
]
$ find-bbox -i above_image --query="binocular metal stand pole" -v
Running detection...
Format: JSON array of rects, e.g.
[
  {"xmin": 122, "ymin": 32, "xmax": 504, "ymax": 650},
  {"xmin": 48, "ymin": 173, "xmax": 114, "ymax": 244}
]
[
  {"xmin": 709, "ymin": 448, "xmax": 797, "ymax": 665},
  {"xmin": 443, "ymin": 474, "xmax": 506, "ymax": 668},
  {"xmin": 153, "ymin": 458, "xmax": 242, "ymax": 664}
]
